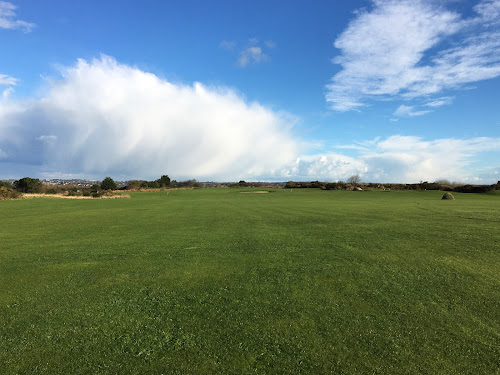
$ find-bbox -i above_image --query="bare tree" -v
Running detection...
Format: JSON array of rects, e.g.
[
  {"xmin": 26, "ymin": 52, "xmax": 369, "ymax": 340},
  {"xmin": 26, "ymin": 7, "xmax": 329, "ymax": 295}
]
[{"xmin": 347, "ymin": 174, "xmax": 361, "ymax": 184}]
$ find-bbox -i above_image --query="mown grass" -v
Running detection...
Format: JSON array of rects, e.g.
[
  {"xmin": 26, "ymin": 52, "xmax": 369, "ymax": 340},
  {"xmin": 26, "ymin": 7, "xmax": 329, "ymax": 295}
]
[{"xmin": 1, "ymin": 188, "xmax": 499, "ymax": 374}]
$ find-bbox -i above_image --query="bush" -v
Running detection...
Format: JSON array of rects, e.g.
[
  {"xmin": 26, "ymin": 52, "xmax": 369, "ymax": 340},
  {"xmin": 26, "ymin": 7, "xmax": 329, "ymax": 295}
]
[
  {"xmin": 0, "ymin": 186, "xmax": 21, "ymax": 200},
  {"xmin": 0, "ymin": 181, "xmax": 13, "ymax": 189},
  {"xmin": 324, "ymin": 182, "xmax": 346, "ymax": 190},
  {"xmin": 442, "ymin": 192, "xmax": 455, "ymax": 200},
  {"xmin": 453, "ymin": 185, "xmax": 493, "ymax": 194}
]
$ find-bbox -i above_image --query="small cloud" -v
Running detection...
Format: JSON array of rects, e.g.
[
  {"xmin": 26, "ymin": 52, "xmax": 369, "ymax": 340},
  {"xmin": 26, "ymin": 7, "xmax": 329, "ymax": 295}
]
[
  {"xmin": 238, "ymin": 46, "xmax": 269, "ymax": 67},
  {"xmin": 265, "ymin": 40, "xmax": 276, "ymax": 49},
  {"xmin": 425, "ymin": 96, "xmax": 454, "ymax": 107},
  {"xmin": 0, "ymin": 73, "xmax": 17, "ymax": 86},
  {"xmin": 390, "ymin": 118, "xmax": 399, "ymax": 122},
  {"xmin": 219, "ymin": 40, "xmax": 236, "ymax": 51},
  {"xmin": 394, "ymin": 104, "xmax": 432, "ymax": 117},
  {"xmin": 223, "ymin": 37, "xmax": 275, "ymax": 67},
  {"xmin": 2, "ymin": 86, "xmax": 14, "ymax": 99},
  {"xmin": 37, "ymin": 135, "xmax": 58, "ymax": 143},
  {"xmin": 0, "ymin": 1, "xmax": 36, "ymax": 32}
]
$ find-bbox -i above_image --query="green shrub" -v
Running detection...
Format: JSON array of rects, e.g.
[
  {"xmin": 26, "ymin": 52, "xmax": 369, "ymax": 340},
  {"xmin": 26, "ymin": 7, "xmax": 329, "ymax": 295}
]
[
  {"xmin": 453, "ymin": 185, "xmax": 493, "ymax": 193},
  {"xmin": 0, "ymin": 180, "xmax": 13, "ymax": 189},
  {"xmin": 0, "ymin": 186, "xmax": 21, "ymax": 200}
]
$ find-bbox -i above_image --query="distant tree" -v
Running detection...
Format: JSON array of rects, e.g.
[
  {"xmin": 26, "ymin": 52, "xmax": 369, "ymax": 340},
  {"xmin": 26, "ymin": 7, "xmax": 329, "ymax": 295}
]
[
  {"xmin": 156, "ymin": 175, "xmax": 171, "ymax": 187},
  {"xmin": 100, "ymin": 177, "xmax": 117, "ymax": 190},
  {"xmin": 347, "ymin": 175, "xmax": 361, "ymax": 184},
  {"xmin": 14, "ymin": 177, "xmax": 42, "ymax": 193}
]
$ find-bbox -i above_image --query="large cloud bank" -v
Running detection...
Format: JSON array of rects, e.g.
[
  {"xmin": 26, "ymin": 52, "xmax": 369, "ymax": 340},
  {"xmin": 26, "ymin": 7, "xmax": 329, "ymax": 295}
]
[
  {"xmin": 0, "ymin": 56, "xmax": 498, "ymax": 183},
  {"xmin": 277, "ymin": 136, "xmax": 500, "ymax": 184},
  {"xmin": 0, "ymin": 56, "xmax": 298, "ymax": 180}
]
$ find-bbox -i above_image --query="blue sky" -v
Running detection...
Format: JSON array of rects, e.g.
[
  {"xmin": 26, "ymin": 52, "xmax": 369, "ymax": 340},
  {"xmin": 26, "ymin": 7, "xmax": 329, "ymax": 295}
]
[{"xmin": 1, "ymin": 0, "xmax": 499, "ymax": 183}]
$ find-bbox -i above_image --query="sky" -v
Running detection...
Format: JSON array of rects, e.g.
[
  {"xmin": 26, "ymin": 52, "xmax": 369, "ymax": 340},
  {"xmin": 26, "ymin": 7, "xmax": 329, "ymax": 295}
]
[{"xmin": 0, "ymin": 0, "xmax": 499, "ymax": 183}]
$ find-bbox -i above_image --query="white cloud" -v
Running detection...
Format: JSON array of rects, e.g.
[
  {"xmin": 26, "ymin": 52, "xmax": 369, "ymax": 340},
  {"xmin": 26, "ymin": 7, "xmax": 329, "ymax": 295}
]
[
  {"xmin": 223, "ymin": 38, "xmax": 274, "ymax": 67},
  {"xmin": 355, "ymin": 135, "xmax": 500, "ymax": 183},
  {"xmin": 0, "ymin": 1, "xmax": 35, "ymax": 32},
  {"xmin": 36, "ymin": 135, "xmax": 57, "ymax": 143},
  {"xmin": 424, "ymin": 96, "xmax": 454, "ymax": 107},
  {"xmin": 237, "ymin": 46, "xmax": 269, "ymax": 67},
  {"xmin": 1, "ymin": 56, "xmax": 498, "ymax": 184},
  {"xmin": 219, "ymin": 40, "xmax": 236, "ymax": 51},
  {"xmin": 276, "ymin": 154, "xmax": 367, "ymax": 181},
  {"xmin": 265, "ymin": 40, "xmax": 276, "ymax": 49},
  {"xmin": 2, "ymin": 86, "xmax": 14, "ymax": 99},
  {"xmin": 474, "ymin": 0, "xmax": 500, "ymax": 24},
  {"xmin": 0, "ymin": 73, "xmax": 17, "ymax": 86},
  {"xmin": 327, "ymin": 0, "xmax": 500, "ymax": 112},
  {"xmin": 0, "ymin": 55, "xmax": 298, "ymax": 180},
  {"xmin": 275, "ymin": 136, "xmax": 500, "ymax": 183},
  {"xmin": 393, "ymin": 104, "xmax": 432, "ymax": 117}
]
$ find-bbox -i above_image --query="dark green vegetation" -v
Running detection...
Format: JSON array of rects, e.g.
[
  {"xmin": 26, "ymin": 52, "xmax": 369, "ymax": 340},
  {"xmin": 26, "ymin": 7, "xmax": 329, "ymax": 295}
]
[
  {"xmin": 13, "ymin": 177, "xmax": 42, "ymax": 193},
  {"xmin": 1, "ymin": 189, "xmax": 499, "ymax": 374},
  {"xmin": 100, "ymin": 177, "xmax": 118, "ymax": 191}
]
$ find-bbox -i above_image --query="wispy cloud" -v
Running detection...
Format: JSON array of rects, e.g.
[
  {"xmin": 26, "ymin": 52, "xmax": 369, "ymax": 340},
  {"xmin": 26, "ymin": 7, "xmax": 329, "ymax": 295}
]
[
  {"xmin": 0, "ymin": 73, "xmax": 17, "ymax": 85},
  {"xmin": 221, "ymin": 38, "xmax": 275, "ymax": 67},
  {"xmin": 393, "ymin": 105, "xmax": 432, "ymax": 117},
  {"xmin": 0, "ymin": 1, "xmax": 36, "ymax": 32},
  {"xmin": 219, "ymin": 40, "xmax": 236, "ymax": 51},
  {"xmin": 327, "ymin": 0, "xmax": 500, "ymax": 112},
  {"xmin": 265, "ymin": 40, "xmax": 276, "ymax": 49},
  {"xmin": 2, "ymin": 86, "xmax": 14, "ymax": 99},
  {"xmin": 238, "ymin": 46, "xmax": 269, "ymax": 67},
  {"xmin": 424, "ymin": 96, "xmax": 454, "ymax": 107}
]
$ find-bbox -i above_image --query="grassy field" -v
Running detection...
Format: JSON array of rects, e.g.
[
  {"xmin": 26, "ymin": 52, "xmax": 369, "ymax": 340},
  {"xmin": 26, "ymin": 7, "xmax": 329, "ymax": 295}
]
[{"xmin": 1, "ymin": 188, "xmax": 499, "ymax": 374}]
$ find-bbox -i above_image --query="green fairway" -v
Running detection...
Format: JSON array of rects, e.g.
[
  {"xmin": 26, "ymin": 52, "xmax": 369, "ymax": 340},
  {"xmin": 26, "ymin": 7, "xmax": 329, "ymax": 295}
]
[{"xmin": 1, "ymin": 188, "xmax": 499, "ymax": 374}]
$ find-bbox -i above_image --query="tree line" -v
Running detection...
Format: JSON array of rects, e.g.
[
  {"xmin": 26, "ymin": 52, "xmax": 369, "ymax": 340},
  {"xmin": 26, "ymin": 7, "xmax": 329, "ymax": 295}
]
[{"xmin": 1, "ymin": 174, "xmax": 499, "ymax": 201}]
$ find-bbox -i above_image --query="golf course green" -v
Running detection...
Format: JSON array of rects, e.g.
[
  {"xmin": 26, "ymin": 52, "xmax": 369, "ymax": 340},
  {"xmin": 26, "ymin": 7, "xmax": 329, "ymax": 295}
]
[{"xmin": 1, "ymin": 188, "xmax": 499, "ymax": 374}]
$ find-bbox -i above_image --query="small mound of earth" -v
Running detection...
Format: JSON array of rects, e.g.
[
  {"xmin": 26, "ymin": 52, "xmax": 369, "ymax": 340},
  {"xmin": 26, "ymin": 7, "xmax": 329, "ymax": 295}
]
[
  {"xmin": 240, "ymin": 191, "xmax": 270, "ymax": 194},
  {"xmin": 442, "ymin": 192, "xmax": 455, "ymax": 200}
]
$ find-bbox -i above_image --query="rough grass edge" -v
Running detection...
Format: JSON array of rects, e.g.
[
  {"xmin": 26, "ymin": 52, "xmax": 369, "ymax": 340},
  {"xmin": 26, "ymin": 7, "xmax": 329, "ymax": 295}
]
[{"xmin": 22, "ymin": 193, "xmax": 131, "ymax": 200}]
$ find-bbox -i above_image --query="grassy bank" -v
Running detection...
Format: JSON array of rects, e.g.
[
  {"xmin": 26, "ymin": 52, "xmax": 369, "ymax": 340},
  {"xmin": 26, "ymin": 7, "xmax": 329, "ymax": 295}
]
[{"xmin": 1, "ymin": 188, "xmax": 499, "ymax": 374}]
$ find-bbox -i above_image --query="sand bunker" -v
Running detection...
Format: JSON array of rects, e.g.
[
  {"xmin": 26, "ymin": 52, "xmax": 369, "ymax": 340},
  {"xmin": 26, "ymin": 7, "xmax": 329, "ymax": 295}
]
[{"xmin": 240, "ymin": 191, "xmax": 270, "ymax": 194}]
